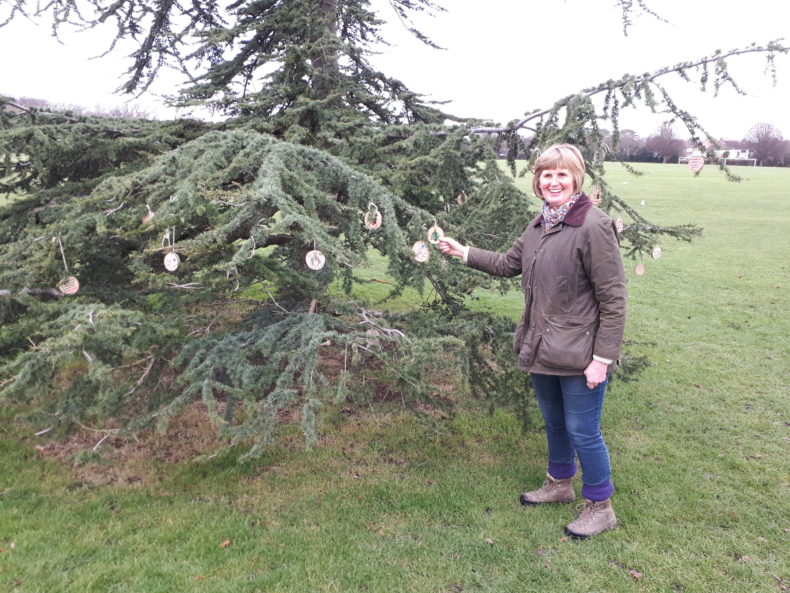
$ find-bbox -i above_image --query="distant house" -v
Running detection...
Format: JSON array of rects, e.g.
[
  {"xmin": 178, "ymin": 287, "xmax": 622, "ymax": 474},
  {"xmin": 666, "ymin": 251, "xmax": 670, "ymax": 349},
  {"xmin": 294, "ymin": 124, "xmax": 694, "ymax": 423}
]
[{"xmin": 680, "ymin": 145, "xmax": 755, "ymax": 165}]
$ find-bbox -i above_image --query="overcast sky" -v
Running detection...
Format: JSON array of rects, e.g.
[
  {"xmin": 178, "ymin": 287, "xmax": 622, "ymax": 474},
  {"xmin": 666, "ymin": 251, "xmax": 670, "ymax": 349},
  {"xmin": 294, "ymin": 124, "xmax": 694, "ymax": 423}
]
[{"xmin": 1, "ymin": 0, "xmax": 788, "ymax": 140}]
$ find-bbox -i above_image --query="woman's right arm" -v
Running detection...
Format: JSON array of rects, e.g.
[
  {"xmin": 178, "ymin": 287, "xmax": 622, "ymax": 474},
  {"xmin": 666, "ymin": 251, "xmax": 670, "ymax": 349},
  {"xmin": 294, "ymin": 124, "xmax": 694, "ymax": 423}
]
[{"xmin": 439, "ymin": 233, "xmax": 525, "ymax": 277}]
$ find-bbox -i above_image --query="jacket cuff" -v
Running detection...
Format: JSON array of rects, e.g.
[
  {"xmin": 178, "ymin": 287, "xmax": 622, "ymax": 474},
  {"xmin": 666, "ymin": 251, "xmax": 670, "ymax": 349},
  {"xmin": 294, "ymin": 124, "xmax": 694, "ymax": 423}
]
[{"xmin": 592, "ymin": 354, "xmax": 614, "ymax": 365}]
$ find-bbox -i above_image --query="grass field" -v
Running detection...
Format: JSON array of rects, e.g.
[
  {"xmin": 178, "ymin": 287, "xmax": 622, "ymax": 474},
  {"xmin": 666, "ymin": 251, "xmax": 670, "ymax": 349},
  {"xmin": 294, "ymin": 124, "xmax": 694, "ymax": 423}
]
[{"xmin": 1, "ymin": 163, "xmax": 788, "ymax": 592}]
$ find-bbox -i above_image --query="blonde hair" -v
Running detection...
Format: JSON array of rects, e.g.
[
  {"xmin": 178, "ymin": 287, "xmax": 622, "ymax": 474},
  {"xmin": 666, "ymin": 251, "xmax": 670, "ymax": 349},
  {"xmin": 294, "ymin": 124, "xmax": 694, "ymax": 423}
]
[{"xmin": 532, "ymin": 144, "xmax": 586, "ymax": 200}]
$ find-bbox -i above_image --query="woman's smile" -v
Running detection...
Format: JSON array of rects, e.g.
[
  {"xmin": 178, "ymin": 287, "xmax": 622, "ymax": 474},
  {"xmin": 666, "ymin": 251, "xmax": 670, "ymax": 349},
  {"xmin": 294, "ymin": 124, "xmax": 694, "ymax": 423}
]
[{"xmin": 539, "ymin": 167, "xmax": 575, "ymax": 207}]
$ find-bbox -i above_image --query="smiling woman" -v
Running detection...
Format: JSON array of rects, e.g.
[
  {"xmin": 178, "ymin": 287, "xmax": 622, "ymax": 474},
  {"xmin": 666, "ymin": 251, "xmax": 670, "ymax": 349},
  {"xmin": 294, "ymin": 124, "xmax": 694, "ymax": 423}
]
[{"xmin": 439, "ymin": 144, "xmax": 628, "ymax": 539}]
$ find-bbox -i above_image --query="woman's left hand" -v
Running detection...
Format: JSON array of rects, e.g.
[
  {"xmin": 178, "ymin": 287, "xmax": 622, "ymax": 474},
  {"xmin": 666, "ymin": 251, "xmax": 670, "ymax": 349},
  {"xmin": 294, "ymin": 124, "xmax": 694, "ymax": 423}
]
[{"xmin": 584, "ymin": 359, "xmax": 608, "ymax": 390}]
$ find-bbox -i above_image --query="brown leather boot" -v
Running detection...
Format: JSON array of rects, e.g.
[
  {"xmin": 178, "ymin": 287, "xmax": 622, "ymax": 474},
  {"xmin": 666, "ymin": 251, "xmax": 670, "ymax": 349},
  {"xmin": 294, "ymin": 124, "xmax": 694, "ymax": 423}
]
[
  {"xmin": 564, "ymin": 498, "xmax": 618, "ymax": 538},
  {"xmin": 519, "ymin": 473, "xmax": 575, "ymax": 506}
]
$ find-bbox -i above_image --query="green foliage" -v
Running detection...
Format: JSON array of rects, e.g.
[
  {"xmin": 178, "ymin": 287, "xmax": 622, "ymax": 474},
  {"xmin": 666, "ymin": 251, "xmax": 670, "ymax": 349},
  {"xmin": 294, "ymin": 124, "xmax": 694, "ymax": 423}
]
[
  {"xmin": 0, "ymin": 2, "xmax": 788, "ymax": 456},
  {"xmin": 0, "ymin": 106, "xmax": 212, "ymax": 193},
  {"xmin": 0, "ymin": 120, "xmax": 526, "ymax": 451},
  {"xmin": 392, "ymin": 305, "xmax": 531, "ymax": 424}
]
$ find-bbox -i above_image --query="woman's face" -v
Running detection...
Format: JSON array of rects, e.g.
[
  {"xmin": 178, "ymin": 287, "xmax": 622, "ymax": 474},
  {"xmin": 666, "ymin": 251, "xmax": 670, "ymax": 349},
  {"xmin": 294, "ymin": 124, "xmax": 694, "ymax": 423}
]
[{"xmin": 539, "ymin": 168, "xmax": 576, "ymax": 207}]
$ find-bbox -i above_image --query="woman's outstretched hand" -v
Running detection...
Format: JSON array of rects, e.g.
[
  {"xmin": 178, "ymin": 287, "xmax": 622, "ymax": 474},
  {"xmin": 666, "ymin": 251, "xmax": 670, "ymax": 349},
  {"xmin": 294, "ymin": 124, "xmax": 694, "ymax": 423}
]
[{"xmin": 438, "ymin": 237, "xmax": 466, "ymax": 259}]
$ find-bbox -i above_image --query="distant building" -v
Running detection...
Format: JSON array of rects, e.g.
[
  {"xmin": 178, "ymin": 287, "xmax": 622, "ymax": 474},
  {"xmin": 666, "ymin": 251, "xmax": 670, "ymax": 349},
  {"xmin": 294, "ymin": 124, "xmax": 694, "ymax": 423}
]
[
  {"xmin": 680, "ymin": 145, "xmax": 755, "ymax": 165},
  {"xmin": 712, "ymin": 148, "xmax": 752, "ymax": 160}
]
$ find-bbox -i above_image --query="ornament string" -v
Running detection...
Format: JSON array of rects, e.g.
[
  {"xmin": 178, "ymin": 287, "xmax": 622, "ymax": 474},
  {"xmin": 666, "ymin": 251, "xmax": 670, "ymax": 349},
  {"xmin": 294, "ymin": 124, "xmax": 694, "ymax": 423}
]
[
  {"xmin": 56, "ymin": 235, "xmax": 69, "ymax": 273},
  {"xmin": 54, "ymin": 234, "xmax": 80, "ymax": 295},
  {"xmin": 161, "ymin": 227, "xmax": 176, "ymax": 252}
]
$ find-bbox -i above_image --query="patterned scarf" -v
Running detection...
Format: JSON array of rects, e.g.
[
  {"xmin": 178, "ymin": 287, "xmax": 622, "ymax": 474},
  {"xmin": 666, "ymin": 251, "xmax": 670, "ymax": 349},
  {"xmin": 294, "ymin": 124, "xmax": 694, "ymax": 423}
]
[{"xmin": 541, "ymin": 192, "xmax": 582, "ymax": 230}]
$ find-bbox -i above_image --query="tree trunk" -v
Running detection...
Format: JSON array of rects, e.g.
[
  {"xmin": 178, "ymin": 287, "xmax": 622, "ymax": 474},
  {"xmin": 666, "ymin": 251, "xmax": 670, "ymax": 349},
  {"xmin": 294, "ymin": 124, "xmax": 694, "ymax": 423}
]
[{"xmin": 311, "ymin": 0, "xmax": 340, "ymax": 100}]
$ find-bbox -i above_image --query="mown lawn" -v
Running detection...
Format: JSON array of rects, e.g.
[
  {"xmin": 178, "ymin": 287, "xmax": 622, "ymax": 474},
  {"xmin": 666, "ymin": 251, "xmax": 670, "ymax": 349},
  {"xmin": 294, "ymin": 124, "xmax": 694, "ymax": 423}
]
[{"xmin": 1, "ymin": 163, "xmax": 788, "ymax": 592}]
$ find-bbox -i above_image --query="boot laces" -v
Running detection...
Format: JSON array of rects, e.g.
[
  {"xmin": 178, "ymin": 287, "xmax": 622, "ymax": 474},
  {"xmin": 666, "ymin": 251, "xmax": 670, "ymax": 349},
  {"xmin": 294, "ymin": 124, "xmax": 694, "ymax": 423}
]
[{"xmin": 575, "ymin": 499, "xmax": 604, "ymax": 518}]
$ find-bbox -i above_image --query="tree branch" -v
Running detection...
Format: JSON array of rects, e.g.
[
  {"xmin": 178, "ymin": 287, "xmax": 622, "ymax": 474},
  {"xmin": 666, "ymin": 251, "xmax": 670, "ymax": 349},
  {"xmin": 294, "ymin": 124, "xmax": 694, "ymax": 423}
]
[
  {"xmin": 468, "ymin": 42, "xmax": 789, "ymax": 135},
  {"xmin": 0, "ymin": 287, "xmax": 64, "ymax": 298}
]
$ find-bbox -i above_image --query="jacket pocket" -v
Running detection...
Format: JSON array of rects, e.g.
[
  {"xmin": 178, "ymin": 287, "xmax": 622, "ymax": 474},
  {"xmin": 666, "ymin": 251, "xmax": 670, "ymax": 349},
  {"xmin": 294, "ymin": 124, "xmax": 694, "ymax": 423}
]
[{"xmin": 537, "ymin": 315, "xmax": 597, "ymax": 370}]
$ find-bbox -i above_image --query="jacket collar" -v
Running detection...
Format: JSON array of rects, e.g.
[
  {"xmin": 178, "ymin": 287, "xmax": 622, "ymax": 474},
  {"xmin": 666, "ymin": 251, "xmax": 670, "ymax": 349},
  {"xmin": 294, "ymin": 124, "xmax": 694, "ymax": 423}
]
[{"xmin": 531, "ymin": 193, "xmax": 592, "ymax": 228}]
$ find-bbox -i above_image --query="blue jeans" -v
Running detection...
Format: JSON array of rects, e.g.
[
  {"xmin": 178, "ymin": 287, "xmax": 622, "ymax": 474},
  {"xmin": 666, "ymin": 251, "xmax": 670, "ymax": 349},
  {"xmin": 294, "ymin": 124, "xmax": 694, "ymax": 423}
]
[{"xmin": 530, "ymin": 373, "xmax": 614, "ymax": 501}]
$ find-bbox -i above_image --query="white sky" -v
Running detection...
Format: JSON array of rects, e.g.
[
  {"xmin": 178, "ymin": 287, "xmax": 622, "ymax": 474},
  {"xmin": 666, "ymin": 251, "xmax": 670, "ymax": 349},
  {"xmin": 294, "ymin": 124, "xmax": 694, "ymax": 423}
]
[{"xmin": 1, "ymin": 0, "xmax": 788, "ymax": 140}]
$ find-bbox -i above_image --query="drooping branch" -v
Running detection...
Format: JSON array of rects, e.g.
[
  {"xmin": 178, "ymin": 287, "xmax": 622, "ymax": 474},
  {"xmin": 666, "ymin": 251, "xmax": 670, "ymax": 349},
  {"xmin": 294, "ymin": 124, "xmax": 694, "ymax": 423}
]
[{"xmin": 468, "ymin": 41, "xmax": 789, "ymax": 135}]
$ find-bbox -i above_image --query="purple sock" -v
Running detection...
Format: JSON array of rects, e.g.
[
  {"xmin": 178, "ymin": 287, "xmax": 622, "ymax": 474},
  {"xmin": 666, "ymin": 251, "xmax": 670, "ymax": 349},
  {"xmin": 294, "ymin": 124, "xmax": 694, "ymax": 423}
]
[
  {"xmin": 548, "ymin": 462, "xmax": 577, "ymax": 480},
  {"xmin": 581, "ymin": 480, "xmax": 614, "ymax": 501}
]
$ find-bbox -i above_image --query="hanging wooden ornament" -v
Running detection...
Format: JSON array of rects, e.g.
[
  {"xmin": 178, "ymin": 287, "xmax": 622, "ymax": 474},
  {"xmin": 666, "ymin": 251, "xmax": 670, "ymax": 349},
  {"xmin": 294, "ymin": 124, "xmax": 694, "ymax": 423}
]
[
  {"xmin": 651, "ymin": 246, "xmax": 663, "ymax": 260},
  {"xmin": 58, "ymin": 275, "xmax": 80, "ymax": 295},
  {"xmin": 306, "ymin": 249, "xmax": 326, "ymax": 270},
  {"xmin": 142, "ymin": 204, "xmax": 155, "ymax": 224},
  {"xmin": 412, "ymin": 241, "xmax": 430, "ymax": 263},
  {"xmin": 614, "ymin": 217, "xmax": 624, "ymax": 233},
  {"xmin": 363, "ymin": 203, "xmax": 382, "ymax": 230},
  {"xmin": 634, "ymin": 263, "xmax": 646, "ymax": 276},
  {"xmin": 164, "ymin": 251, "xmax": 181, "ymax": 272},
  {"xmin": 688, "ymin": 155, "xmax": 704, "ymax": 173},
  {"xmin": 54, "ymin": 235, "xmax": 79, "ymax": 294},
  {"xmin": 161, "ymin": 226, "xmax": 180, "ymax": 272},
  {"xmin": 426, "ymin": 225, "xmax": 444, "ymax": 245},
  {"xmin": 589, "ymin": 183, "xmax": 602, "ymax": 205}
]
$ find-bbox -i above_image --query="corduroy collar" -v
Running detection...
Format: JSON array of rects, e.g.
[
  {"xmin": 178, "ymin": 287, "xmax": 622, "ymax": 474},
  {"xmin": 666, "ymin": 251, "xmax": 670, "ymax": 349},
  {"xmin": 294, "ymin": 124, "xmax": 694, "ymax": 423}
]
[{"xmin": 531, "ymin": 193, "xmax": 592, "ymax": 228}]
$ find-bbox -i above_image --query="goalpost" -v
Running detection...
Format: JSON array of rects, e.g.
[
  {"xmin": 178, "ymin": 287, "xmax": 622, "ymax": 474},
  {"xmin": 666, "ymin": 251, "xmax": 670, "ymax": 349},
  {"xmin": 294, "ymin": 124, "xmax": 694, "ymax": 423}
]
[{"xmin": 722, "ymin": 157, "xmax": 757, "ymax": 167}]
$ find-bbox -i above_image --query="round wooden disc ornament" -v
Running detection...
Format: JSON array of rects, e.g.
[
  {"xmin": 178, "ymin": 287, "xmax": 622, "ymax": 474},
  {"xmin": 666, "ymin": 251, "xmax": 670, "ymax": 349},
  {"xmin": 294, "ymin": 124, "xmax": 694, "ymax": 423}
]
[
  {"xmin": 651, "ymin": 246, "xmax": 663, "ymax": 260},
  {"xmin": 614, "ymin": 217, "xmax": 624, "ymax": 233},
  {"xmin": 426, "ymin": 225, "xmax": 444, "ymax": 245},
  {"xmin": 688, "ymin": 155, "xmax": 705, "ymax": 173},
  {"xmin": 58, "ymin": 275, "xmax": 80, "ymax": 295},
  {"xmin": 305, "ymin": 249, "xmax": 326, "ymax": 270},
  {"xmin": 412, "ymin": 241, "xmax": 430, "ymax": 263},
  {"xmin": 364, "ymin": 209, "xmax": 382, "ymax": 230},
  {"xmin": 634, "ymin": 263, "xmax": 646, "ymax": 276},
  {"xmin": 164, "ymin": 251, "xmax": 181, "ymax": 272}
]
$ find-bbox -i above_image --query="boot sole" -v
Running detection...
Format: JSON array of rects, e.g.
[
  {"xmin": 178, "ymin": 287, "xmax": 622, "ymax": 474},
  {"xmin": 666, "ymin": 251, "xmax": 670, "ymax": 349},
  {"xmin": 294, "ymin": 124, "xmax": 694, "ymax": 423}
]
[
  {"xmin": 564, "ymin": 526, "xmax": 589, "ymax": 539},
  {"xmin": 563, "ymin": 522, "xmax": 618, "ymax": 539}
]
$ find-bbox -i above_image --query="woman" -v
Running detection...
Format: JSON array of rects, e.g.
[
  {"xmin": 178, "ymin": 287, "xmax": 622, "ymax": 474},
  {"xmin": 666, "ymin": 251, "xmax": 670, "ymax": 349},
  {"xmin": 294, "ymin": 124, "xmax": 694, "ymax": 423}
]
[{"xmin": 439, "ymin": 144, "xmax": 627, "ymax": 538}]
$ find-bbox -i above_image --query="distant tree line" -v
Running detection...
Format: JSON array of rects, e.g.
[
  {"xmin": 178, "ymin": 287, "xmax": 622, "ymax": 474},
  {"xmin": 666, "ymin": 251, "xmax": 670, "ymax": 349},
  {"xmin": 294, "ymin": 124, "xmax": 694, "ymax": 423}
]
[
  {"xmin": 10, "ymin": 96, "xmax": 788, "ymax": 167},
  {"xmin": 498, "ymin": 122, "xmax": 789, "ymax": 166},
  {"xmin": 3, "ymin": 96, "xmax": 153, "ymax": 120},
  {"xmin": 10, "ymin": 95, "xmax": 789, "ymax": 167},
  {"xmin": 609, "ymin": 122, "xmax": 788, "ymax": 166}
]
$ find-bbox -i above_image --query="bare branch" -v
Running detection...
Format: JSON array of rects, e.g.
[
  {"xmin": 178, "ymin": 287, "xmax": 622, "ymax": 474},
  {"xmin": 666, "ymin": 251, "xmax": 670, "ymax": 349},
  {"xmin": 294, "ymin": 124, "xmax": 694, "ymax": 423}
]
[
  {"xmin": 120, "ymin": 354, "xmax": 157, "ymax": 397},
  {"xmin": 0, "ymin": 287, "xmax": 65, "ymax": 298}
]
